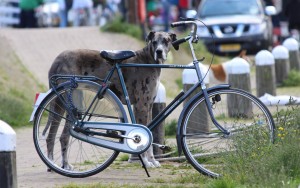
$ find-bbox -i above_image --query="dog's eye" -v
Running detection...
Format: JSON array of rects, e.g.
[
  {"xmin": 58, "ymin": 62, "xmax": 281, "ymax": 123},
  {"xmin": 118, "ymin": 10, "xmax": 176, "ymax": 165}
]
[
  {"xmin": 163, "ymin": 38, "xmax": 169, "ymax": 45},
  {"xmin": 152, "ymin": 41, "xmax": 157, "ymax": 46}
]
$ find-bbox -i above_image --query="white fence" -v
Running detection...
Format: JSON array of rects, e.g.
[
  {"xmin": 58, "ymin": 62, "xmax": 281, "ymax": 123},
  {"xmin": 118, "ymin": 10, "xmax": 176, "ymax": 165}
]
[{"xmin": 0, "ymin": 0, "xmax": 20, "ymax": 27}]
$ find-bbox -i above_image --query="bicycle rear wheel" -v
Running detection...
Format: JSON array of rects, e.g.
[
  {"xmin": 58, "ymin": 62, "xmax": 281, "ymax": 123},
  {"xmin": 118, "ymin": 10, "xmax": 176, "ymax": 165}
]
[
  {"xmin": 180, "ymin": 88, "xmax": 275, "ymax": 178},
  {"xmin": 33, "ymin": 81, "xmax": 126, "ymax": 178}
]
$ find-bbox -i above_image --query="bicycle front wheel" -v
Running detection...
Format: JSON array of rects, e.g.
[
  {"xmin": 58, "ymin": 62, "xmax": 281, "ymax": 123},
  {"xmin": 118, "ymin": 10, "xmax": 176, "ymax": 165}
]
[
  {"xmin": 33, "ymin": 81, "xmax": 126, "ymax": 178},
  {"xmin": 180, "ymin": 88, "xmax": 275, "ymax": 178}
]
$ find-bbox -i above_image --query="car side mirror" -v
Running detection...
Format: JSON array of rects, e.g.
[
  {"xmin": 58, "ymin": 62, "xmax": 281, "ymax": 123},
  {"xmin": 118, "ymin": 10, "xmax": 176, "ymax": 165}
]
[
  {"xmin": 186, "ymin": 10, "xmax": 197, "ymax": 18},
  {"xmin": 265, "ymin": 6, "xmax": 276, "ymax": 16}
]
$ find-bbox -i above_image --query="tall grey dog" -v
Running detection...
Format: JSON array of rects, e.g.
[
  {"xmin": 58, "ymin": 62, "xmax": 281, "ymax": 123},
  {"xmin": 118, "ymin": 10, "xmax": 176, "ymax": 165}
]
[{"xmin": 47, "ymin": 31, "xmax": 178, "ymax": 169}]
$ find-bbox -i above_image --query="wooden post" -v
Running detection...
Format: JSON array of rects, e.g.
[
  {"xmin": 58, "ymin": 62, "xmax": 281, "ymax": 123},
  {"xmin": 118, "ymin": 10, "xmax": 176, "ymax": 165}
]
[
  {"xmin": 182, "ymin": 63, "xmax": 209, "ymax": 133},
  {"xmin": 255, "ymin": 50, "xmax": 276, "ymax": 97},
  {"xmin": 0, "ymin": 120, "xmax": 17, "ymax": 188},
  {"xmin": 272, "ymin": 45, "xmax": 290, "ymax": 85},
  {"xmin": 227, "ymin": 58, "xmax": 252, "ymax": 117},
  {"xmin": 283, "ymin": 38, "xmax": 300, "ymax": 71},
  {"xmin": 152, "ymin": 83, "xmax": 166, "ymax": 155}
]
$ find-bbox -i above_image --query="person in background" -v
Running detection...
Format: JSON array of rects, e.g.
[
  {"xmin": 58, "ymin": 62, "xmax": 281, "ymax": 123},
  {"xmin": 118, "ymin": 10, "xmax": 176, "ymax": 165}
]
[
  {"xmin": 72, "ymin": 0, "xmax": 93, "ymax": 26},
  {"xmin": 58, "ymin": 0, "xmax": 73, "ymax": 27},
  {"xmin": 19, "ymin": 0, "xmax": 44, "ymax": 28},
  {"xmin": 284, "ymin": 0, "xmax": 300, "ymax": 40}
]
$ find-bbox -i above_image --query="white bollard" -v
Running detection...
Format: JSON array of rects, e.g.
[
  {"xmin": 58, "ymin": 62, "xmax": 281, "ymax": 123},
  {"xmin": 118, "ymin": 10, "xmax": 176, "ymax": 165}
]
[
  {"xmin": 182, "ymin": 63, "xmax": 209, "ymax": 87},
  {"xmin": 227, "ymin": 58, "xmax": 253, "ymax": 117},
  {"xmin": 0, "ymin": 120, "xmax": 17, "ymax": 188},
  {"xmin": 182, "ymin": 63, "xmax": 209, "ymax": 132},
  {"xmin": 255, "ymin": 50, "xmax": 276, "ymax": 97},
  {"xmin": 152, "ymin": 83, "xmax": 166, "ymax": 155},
  {"xmin": 227, "ymin": 57, "xmax": 251, "ymax": 91},
  {"xmin": 283, "ymin": 38, "xmax": 300, "ymax": 71},
  {"xmin": 272, "ymin": 45, "xmax": 290, "ymax": 85}
]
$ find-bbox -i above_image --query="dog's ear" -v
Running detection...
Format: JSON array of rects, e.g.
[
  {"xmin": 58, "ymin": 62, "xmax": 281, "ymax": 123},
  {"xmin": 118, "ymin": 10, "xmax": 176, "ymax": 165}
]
[
  {"xmin": 169, "ymin": 33, "xmax": 179, "ymax": 50},
  {"xmin": 146, "ymin": 31, "xmax": 156, "ymax": 43}
]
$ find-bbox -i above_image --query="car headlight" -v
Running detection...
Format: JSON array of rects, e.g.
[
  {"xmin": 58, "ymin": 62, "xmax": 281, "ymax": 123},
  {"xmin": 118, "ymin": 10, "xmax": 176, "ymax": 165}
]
[
  {"xmin": 249, "ymin": 22, "xmax": 267, "ymax": 35},
  {"xmin": 197, "ymin": 26, "xmax": 211, "ymax": 37}
]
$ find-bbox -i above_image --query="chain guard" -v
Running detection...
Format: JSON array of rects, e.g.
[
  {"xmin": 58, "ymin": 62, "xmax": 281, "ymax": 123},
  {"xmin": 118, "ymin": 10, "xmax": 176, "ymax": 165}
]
[{"xmin": 70, "ymin": 122, "xmax": 153, "ymax": 154}]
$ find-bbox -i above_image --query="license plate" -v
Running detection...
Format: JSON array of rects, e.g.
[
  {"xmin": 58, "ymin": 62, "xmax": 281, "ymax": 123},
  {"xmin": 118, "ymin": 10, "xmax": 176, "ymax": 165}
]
[{"xmin": 219, "ymin": 44, "xmax": 241, "ymax": 52}]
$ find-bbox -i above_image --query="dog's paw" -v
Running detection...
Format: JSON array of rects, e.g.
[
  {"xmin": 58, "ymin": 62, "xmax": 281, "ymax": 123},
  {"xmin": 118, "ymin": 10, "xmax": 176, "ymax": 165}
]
[
  {"xmin": 143, "ymin": 161, "xmax": 156, "ymax": 168},
  {"xmin": 152, "ymin": 160, "xmax": 161, "ymax": 167},
  {"xmin": 62, "ymin": 163, "xmax": 74, "ymax": 171}
]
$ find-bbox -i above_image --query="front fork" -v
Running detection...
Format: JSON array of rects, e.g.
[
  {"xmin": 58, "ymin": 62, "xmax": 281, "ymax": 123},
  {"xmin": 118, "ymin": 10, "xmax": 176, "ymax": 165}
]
[{"xmin": 201, "ymin": 84, "xmax": 230, "ymax": 135}]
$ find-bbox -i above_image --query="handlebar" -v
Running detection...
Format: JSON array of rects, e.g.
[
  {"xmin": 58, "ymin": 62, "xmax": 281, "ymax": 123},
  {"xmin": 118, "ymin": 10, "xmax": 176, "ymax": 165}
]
[
  {"xmin": 171, "ymin": 19, "xmax": 205, "ymax": 62},
  {"xmin": 171, "ymin": 20, "xmax": 198, "ymax": 48},
  {"xmin": 171, "ymin": 20, "xmax": 198, "ymax": 37}
]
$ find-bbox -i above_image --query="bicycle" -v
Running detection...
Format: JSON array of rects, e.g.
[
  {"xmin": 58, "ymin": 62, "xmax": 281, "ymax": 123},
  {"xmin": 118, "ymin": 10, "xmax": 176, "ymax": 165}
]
[{"xmin": 31, "ymin": 19, "xmax": 275, "ymax": 178}]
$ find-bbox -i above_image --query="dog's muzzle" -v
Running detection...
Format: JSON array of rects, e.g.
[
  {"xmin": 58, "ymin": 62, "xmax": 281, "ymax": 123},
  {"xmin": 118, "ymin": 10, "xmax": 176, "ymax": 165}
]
[
  {"xmin": 156, "ymin": 49, "xmax": 163, "ymax": 59},
  {"xmin": 154, "ymin": 49, "xmax": 166, "ymax": 63}
]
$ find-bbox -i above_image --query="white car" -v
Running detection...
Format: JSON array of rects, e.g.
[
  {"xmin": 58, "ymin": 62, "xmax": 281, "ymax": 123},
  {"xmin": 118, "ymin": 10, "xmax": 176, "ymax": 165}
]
[{"xmin": 196, "ymin": 0, "xmax": 276, "ymax": 56}]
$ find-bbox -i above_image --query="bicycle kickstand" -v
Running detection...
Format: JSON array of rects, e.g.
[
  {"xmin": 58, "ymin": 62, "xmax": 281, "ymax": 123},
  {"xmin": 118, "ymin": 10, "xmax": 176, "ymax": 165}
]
[{"xmin": 138, "ymin": 154, "xmax": 150, "ymax": 177}]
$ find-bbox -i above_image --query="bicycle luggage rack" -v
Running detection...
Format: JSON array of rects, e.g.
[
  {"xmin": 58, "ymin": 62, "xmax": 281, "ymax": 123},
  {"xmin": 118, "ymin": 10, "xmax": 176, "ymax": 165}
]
[{"xmin": 49, "ymin": 74, "xmax": 107, "ymax": 88}]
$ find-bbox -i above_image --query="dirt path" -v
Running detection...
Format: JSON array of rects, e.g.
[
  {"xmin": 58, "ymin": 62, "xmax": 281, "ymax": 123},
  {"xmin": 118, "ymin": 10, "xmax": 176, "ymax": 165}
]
[{"xmin": 16, "ymin": 127, "xmax": 177, "ymax": 188}]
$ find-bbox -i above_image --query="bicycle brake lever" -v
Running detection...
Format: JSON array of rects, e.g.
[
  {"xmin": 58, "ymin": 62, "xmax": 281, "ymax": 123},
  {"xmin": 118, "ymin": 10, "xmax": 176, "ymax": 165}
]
[{"xmin": 198, "ymin": 57, "xmax": 205, "ymax": 62}]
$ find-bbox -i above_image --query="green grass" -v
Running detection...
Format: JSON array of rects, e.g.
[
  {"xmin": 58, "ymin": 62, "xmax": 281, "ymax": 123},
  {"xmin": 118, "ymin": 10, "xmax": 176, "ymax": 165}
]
[
  {"xmin": 0, "ymin": 40, "xmax": 45, "ymax": 127},
  {"xmin": 59, "ymin": 107, "xmax": 300, "ymax": 187},
  {"xmin": 282, "ymin": 70, "xmax": 300, "ymax": 87},
  {"xmin": 101, "ymin": 17, "xmax": 143, "ymax": 40}
]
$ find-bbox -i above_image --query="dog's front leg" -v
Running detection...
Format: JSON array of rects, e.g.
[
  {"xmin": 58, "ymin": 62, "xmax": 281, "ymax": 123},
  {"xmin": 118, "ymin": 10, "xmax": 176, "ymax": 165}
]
[
  {"xmin": 145, "ymin": 145, "xmax": 161, "ymax": 167},
  {"xmin": 132, "ymin": 104, "xmax": 161, "ymax": 168}
]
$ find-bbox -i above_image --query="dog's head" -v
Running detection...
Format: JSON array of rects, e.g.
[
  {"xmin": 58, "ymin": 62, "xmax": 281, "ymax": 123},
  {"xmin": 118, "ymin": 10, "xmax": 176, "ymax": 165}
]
[{"xmin": 146, "ymin": 31, "xmax": 178, "ymax": 64}]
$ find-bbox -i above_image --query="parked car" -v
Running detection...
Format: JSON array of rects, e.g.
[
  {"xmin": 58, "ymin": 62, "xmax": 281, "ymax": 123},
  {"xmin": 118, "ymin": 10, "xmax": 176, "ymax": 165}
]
[
  {"xmin": 196, "ymin": 0, "xmax": 276, "ymax": 56},
  {"xmin": 36, "ymin": 0, "xmax": 60, "ymax": 27}
]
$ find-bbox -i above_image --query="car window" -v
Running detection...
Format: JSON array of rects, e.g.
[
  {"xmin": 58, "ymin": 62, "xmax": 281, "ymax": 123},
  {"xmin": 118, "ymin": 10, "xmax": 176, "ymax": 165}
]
[{"xmin": 199, "ymin": 0, "xmax": 261, "ymax": 18}]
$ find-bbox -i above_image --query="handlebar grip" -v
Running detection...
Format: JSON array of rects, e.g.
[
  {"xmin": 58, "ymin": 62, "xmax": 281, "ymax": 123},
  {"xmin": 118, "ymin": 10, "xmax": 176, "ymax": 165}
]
[
  {"xmin": 172, "ymin": 38, "xmax": 187, "ymax": 46},
  {"xmin": 171, "ymin": 21, "xmax": 186, "ymax": 28}
]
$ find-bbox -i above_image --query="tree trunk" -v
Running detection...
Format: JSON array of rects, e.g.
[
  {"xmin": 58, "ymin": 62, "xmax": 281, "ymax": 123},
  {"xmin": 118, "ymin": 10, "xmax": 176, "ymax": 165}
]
[{"xmin": 126, "ymin": 0, "xmax": 138, "ymax": 24}]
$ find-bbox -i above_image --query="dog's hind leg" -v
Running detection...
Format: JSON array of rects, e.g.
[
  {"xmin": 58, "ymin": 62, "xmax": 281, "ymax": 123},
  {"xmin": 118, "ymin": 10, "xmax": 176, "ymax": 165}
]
[
  {"xmin": 46, "ymin": 98, "xmax": 65, "ymax": 171},
  {"xmin": 60, "ymin": 115, "xmax": 73, "ymax": 170}
]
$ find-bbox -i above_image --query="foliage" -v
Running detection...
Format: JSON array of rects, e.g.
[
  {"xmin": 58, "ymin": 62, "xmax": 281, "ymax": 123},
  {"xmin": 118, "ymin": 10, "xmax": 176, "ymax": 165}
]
[
  {"xmin": 165, "ymin": 119, "xmax": 177, "ymax": 136},
  {"xmin": 282, "ymin": 70, "xmax": 300, "ymax": 87},
  {"xmin": 0, "ymin": 93, "xmax": 32, "ymax": 126},
  {"xmin": 177, "ymin": 31, "xmax": 224, "ymax": 65},
  {"xmin": 101, "ymin": 17, "xmax": 142, "ymax": 41},
  {"xmin": 221, "ymin": 105, "xmax": 300, "ymax": 187},
  {"xmin": 0, "ymin": 43, "xmax": 45, "ymax": 127},
  {"xmin": 175, "ymin": 78, "xmax": 183, "ymax": 90}
]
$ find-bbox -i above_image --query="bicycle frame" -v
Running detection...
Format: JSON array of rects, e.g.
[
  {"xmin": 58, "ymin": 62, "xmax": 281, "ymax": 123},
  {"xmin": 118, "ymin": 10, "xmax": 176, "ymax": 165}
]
[
  {"xmin": 98, "ymin": 62, "xmax": 230, "ymax": 135},
  {"xmin": 76, "ymin": 34, "xmax": 230, "ymax": 136}
]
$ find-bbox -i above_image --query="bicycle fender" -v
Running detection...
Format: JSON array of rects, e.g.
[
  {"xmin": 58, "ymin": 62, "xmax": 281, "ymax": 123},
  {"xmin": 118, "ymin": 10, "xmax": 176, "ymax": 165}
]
[
  {"xmin": 29, "ymin": 89, "xmax": 53, "ymax": 122},
  {"xmin": 176, "ymin": 84, "xmax": 230, "ymax": 156}
]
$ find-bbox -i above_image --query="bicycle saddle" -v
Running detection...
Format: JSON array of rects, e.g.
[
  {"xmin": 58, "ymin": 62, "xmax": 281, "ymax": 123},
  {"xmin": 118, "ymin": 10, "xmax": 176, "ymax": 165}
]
[{"xmin": 100, "ymin": 50, "xmax": 136, "ymax": 62}]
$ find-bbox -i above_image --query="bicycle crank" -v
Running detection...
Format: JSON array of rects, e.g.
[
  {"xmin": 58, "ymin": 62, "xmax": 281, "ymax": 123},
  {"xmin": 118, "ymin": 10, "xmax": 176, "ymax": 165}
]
[{"xmin": 70, "ymin": 122, "xmax": 153, "ymax": 154}]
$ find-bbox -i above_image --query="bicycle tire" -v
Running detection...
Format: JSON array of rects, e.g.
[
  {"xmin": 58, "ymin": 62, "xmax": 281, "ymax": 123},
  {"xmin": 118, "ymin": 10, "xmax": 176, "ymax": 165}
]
[
  {"xmin": 33, "ymin": 80, "xmax": 127, "ymax": 178},
  {"xmin": 180, "ymin": 88, "xmax": 275, "ymax": 178}
]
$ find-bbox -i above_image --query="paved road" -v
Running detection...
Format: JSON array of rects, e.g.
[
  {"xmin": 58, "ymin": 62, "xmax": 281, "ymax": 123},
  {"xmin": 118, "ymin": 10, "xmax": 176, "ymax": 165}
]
[{"xmin": 0, "ymin": 27, "xmax": 142, "ymax": 86}]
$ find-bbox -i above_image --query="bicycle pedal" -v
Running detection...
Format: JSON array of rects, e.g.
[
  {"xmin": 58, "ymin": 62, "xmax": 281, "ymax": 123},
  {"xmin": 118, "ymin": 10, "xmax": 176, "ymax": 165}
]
[
  {"xmin": 160, "ymin": 145, "xmax": 172, "ymax": 151},
  {"xmin": 153, "ymin": 143, "xmax": 172, "ymax": 151}
]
